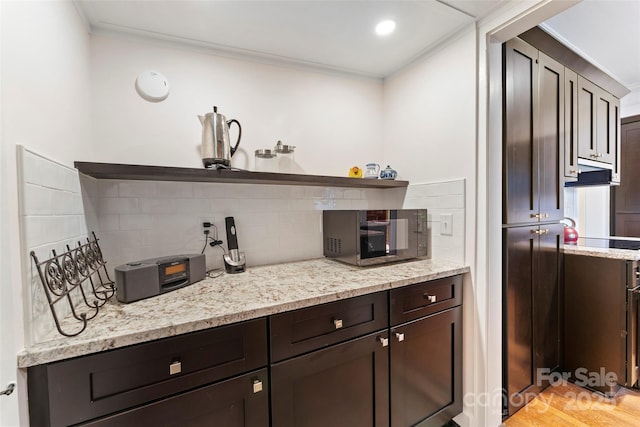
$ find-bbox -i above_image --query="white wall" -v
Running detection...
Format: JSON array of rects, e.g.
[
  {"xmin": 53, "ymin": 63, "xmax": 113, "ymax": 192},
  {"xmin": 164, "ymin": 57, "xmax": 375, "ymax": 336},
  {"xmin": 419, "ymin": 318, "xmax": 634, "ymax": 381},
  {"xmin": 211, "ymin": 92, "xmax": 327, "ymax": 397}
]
[
  {"xmin": 622, "ymin": 85, "xmax": 640, "ymax": 118},
  {"xmin": 90, "ymin": 33, "xmax": 384, "ymax": 176},
  {"xmin": 382, "ymin": 26, "xmax": 476, "ymax": 425},
  {"xmin": 1, "ymin": 1, "xmax": 93, "ymax": 425},
  {"xmin": 382, "ymin": 26, "xmax": 476, "ymax": 188}
]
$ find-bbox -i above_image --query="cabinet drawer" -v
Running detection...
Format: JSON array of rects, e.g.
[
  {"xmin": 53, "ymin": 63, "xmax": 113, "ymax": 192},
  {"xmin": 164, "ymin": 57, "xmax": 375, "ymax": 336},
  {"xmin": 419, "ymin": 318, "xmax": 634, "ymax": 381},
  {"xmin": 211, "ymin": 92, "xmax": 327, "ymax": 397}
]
[
  {"xmin": 28, "ymin": 318, "xmax": 267, "ymax": 427},
  {"xmin": 390, "ymin": 275, "xmax": 462, "ymax": 326},
  {"xmin": 81, "ymin": 368, "xmax": 269, "ymax": 427},
  {"xmin": 270, "ymin": 292, "xmax": 388, "ymax": 362}
]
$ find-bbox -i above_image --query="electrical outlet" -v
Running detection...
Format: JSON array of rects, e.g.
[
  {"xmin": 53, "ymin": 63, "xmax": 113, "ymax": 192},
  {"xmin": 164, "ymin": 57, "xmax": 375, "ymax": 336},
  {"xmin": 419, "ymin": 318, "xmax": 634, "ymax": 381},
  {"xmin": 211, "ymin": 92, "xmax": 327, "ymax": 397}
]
[
  {"xmin": 440, "ymin": 214, "xmax": 453, "ymax": 236},
  {"xmin": 201, "ymin": 217, "xmax": 215, "ymax": 229}
]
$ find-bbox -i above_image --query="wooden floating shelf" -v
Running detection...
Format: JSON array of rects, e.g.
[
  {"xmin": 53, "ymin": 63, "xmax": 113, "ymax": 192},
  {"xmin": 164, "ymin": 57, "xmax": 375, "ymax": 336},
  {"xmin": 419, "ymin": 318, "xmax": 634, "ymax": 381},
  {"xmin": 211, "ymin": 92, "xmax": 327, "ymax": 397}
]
[{"xmin": 74, "ymin": 162, "xmax": 409, "ymax": 189}]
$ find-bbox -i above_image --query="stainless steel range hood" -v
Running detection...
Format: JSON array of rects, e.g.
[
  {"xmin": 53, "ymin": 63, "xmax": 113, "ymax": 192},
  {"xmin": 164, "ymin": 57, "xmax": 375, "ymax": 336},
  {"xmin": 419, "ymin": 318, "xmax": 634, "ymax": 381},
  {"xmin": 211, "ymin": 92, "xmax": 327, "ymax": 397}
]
[{"xmin": 564, "ymin": 159, "xmax": 619, "ymax": 187}]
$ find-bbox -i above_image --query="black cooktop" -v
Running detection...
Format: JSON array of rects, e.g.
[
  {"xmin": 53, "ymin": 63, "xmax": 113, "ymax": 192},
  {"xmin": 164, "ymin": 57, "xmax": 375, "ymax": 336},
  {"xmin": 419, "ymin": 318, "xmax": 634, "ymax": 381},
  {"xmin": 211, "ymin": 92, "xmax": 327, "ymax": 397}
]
[{"xmin": 577, "ymin": 238, "xmax": 640, "ymax": 251}]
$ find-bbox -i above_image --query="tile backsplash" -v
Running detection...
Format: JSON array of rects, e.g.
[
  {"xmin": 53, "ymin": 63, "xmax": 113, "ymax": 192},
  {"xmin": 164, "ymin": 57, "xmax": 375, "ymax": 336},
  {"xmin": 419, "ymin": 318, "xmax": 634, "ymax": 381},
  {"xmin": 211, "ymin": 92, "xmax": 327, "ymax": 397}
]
[
  {"xmin": 18, "ymin": 147, "xmax": 99, "ymax": 344},
  {"xmin": 93, "ymin": 180, "xmax": 390, "ymax": 271},
  {"xmin": 18, "ymin": 147, "xmax": 465, "ymax": 344}
]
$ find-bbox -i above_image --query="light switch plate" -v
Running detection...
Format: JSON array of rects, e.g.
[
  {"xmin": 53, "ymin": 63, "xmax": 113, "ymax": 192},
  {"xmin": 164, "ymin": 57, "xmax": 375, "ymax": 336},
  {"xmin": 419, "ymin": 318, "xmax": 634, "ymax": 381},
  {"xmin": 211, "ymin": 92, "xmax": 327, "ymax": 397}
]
[{"xmin": 440, "ymin": 214, "xmax": 453, "ymax": 236}]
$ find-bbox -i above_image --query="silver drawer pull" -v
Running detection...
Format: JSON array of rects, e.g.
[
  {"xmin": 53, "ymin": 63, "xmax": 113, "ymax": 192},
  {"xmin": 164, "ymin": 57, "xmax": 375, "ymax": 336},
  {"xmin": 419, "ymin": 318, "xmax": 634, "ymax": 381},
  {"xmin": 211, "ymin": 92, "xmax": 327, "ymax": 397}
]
[
  {"xmin": 333, "ymin": 319, "xmax": 343, "ymax": 329},
  {"xmin": 169, "ymin": 361, "xmax": 182, "ymax": 376},
  {"xmin": 253, "ymin": 379, "xmax": 263, "ymax": 394},
  {"xmin": 379, "ymin": 336, "xmax": 389, "ymax": 347},
  {"xmin": 395, "ymin": 332, "xmax": 405, "ymax": 342},
  {"xmin": 423, "ymin": 293, "xmax": 436, "ymax": 303}
]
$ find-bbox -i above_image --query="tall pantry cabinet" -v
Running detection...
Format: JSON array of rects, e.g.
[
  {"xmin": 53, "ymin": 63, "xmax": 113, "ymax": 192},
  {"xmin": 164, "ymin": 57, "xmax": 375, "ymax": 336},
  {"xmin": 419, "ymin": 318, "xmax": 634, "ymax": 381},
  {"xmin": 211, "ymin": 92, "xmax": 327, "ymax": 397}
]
[{"xmin": 502, "ymin": 37, "xmax": 564, "ymax": 417}]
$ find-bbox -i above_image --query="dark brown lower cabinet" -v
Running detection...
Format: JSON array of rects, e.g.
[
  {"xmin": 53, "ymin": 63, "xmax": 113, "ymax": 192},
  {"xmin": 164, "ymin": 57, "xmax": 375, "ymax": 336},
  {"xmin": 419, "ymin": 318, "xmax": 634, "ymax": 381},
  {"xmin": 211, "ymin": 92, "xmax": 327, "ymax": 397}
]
[
  {"xmin": 81, "ymin": 369, "xmax": 269, "ymax": 427},
  {"xmin": 271, "ymin": 331, "xmax": 390, "ymax": 427},
  {"xmin": 28, "ymin": 318, "xmax": 268, "ymax": 427},
  {"xmin": 503, "ymin": 224, "xmax": 563, "ymax": 417},
  {"xmin": 29, "ymin": 278, "xmax": 465, "ymax": 427},
  {"xmin": 391, "ymin": 306, "xmax": 462, "ymax": 427}
]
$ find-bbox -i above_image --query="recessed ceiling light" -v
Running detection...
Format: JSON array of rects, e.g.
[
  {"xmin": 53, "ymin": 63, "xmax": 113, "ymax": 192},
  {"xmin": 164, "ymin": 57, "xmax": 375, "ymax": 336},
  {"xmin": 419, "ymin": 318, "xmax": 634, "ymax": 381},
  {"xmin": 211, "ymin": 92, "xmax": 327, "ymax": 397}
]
[{"xmin": 375, "ymin": 20, "xmax": 396, "ymax": 36}]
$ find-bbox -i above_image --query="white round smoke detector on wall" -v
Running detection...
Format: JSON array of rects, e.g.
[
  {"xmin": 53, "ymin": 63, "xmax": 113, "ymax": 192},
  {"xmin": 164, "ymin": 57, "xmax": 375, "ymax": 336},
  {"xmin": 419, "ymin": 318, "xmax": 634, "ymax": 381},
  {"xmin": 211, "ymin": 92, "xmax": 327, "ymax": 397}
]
[{"xmin": 135, "ymin": 70, "xmax": 170, "ymax": 102}]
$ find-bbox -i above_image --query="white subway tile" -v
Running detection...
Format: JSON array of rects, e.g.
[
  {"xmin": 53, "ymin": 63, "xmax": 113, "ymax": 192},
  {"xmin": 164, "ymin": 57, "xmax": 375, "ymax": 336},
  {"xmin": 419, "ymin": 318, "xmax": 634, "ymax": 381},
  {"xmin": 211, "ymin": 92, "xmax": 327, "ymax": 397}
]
[
  {"xmin": 222, "ymin": 183, "xmax": 263, "ymax": 199},
  {"xmin": 250, "ymin": 185, "xmax": 290, "ymax": 199},
  {"xmin": 22, "ymin": 184, "xmax": 55, "ymax": 216},
  {"xmin": 152, "ymin": 214, "xmax": 198, "ymax": 230},
  {"xmin": 21, "ymin": 150, "xmax": 42, "ymax": 186},
  {"xmin": 211, "ymin": 198, "xmax": 241, "ymax": 217},
  {"xmin": 193, "ymin": 182, "xmax": 225, "ymax": 198},
  {"xmin": 304, "ymin": 187, "xmax": 329, "ymax": 199},
  {"xmin": 156, "ymin": 181, "xmax": 193, "ymax": 198},
  {"xmin": 98, "ymin": 180, "xmax": 119, "ymax": 198},
  {"xmin": 334, "ymin": 199, "xmax": 352, "ymax": 210},
  {"xmin": 288, "ymin": 198, "xmax": 315, "ymax": 211},
  {"xmin": 100, "ymin": 230, "xmax": 143, "ymax": 250},
  {"xmin": 237, "ymin": 198, "xmax": 288, "ymax": 213},
  {"xmin": 351, "ymin": 199, "xmax": 370, "ymax": 210},
  {"xmin": 313, "ymin": 199, "xmax": 336, "ymax": 210},
  {"xmin": 119, "ymin": 181, "xmax": 157, "ymax": 197},
  {"xmin": 41, "ymin": 159, "xmax": 67, "ymax": 191},
  {"xmin": 139, "ymin": 198, "xmax": 211, "ymax": 214},
  {"xmin": 430, "ymin": 244, "xmax": 464, "ymax": 264},
  {"xmin": 98, "ymin": 197, "xmax": 140, "ymax": 214},
  {"xmin": 99, "ymin": 215, "xmax": 120, "ymax": 231},
  {"xmin": 79, "ymin": 174, "xmax": 98, "ymax": 197},
  {"xmin": 61, "ymin": 168, "xmax": 80, "ymax": 193},
  {"xmin": 120, "ymin": 214, "xmax": 154, "ymax": 230},
  {"xmin": 343, "ymin": 189, "xmax": 363, "ymax": 200},
  {"xmin": 72, "ymin": 193, "xmax": 85, "ymax": 215},
  {"xmin": 53, "ymin": 191, "xmax": 77, "ymax": 215}
]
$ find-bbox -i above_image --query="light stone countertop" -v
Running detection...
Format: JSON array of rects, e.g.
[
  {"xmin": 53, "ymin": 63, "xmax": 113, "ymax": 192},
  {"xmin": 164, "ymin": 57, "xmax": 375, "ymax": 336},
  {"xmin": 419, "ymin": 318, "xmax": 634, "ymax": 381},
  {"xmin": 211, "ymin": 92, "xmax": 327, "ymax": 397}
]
[
  {"xmin": 18, "ymin": 257, "xmax": 469, "ymax": 368},
  {"xmin": 563, "ymin": 244, "xmax": 640, "ymax": 261}
]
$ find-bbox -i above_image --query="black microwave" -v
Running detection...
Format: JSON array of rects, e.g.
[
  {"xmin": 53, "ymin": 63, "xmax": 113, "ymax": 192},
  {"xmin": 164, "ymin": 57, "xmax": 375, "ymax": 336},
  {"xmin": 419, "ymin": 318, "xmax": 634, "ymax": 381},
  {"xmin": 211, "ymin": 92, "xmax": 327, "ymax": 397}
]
[{"xmin": 323, "ymin": 209, "xmax": 428, "ymax": 266}]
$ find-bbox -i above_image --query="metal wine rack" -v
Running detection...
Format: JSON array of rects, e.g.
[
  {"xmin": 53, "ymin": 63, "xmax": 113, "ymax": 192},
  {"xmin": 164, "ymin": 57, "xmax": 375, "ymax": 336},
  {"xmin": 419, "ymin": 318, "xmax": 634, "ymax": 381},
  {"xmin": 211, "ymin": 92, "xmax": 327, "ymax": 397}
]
[{"xmin": 31, "ymin": 232, "xmax": 115, "ymax": 337}]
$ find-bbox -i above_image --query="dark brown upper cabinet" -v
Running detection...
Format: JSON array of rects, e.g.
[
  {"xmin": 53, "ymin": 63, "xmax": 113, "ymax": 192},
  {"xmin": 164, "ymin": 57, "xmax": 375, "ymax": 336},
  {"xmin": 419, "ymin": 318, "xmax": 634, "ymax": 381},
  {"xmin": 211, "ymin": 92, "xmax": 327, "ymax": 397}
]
[
  {"xmin": 503, "ymin": 37, "xmax": 564, "ymax": 225},
  {"xmin": 564, "ymin": 68, "xmax": 579, "ymax": 181},
  {"xmin": 577, "ymin": 75, "xmax": 621, "ymax": 183}
]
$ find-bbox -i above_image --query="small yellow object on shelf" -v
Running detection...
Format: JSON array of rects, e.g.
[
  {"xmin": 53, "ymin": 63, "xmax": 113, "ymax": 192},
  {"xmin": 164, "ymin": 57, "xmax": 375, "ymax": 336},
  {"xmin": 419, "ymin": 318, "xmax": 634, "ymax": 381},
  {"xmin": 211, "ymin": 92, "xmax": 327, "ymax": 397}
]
[{"xmin": 349, "ymin": 166, "xmax": 363, "ymax": 178}]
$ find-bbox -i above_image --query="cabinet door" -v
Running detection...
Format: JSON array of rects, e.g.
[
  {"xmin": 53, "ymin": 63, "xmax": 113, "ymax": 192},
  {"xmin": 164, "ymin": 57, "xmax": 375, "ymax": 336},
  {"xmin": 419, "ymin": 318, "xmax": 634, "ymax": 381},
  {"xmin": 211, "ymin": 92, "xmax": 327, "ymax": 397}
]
[
  {"xmin": 578, "ymin": 76, "xmax": 598, "ymax": 161},
  {"xmin": 28, "ymin": 318, "xmax": 268, "ymax": 427},
  {"xmin": 81, "ymin": 369, "xmax": 269, "ymax": 427},
  {"xmin": 537, "ymin": 52, "xmax": 564, "ymax": 221},
  {"xmin": 610, "ymin": 95, "xmax": 621, "ymax": 183},
  {"xmin": 503, "ymin": 38, "xmax": 539, "ymax": 224},
  {"xmin": 390, "ymin": 306, "xmax": 462, "ymax": 427},
  {"xmin": 564, "ymin": 68, "xmax": 579, "ymax": 180},
  {"xmin": 271, "ymin": 331, "xmax": 389, "ymax": 427},
  {"xmin": 614, "ymin": 119, "xmax": 640, "ymax": 236},
  {"xmin": 533, "ymin": 223, "xmax": 563, "ymax": 379},
  {"xmin": 503, "ymin": 224, "xmax": 562, "ymax": 417},
  {"xmin": 596, "ymin": 88, "xmax": 616, "ymax": 164}
]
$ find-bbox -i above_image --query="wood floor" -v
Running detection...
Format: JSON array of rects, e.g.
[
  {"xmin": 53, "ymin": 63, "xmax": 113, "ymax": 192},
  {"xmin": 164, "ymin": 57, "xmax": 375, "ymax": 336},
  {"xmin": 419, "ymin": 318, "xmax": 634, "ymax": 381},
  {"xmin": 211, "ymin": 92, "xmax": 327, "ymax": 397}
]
[{"xmin": 503, "ymin": 383, "xmax": 640, "ymax": 426}]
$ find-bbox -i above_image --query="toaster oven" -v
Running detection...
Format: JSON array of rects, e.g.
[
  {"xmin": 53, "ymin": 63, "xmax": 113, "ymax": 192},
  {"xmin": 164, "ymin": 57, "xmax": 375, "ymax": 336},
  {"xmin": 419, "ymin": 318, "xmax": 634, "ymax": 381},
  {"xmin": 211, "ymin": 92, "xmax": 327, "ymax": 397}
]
[{"xmin": 323, "ymin": 209, "xmax": 428, "ymax": 266}]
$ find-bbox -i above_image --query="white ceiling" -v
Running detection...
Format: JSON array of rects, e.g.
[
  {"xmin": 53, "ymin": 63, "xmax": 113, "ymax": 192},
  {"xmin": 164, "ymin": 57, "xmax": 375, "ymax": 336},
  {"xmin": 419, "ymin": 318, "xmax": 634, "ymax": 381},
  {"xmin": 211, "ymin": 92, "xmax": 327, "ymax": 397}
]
[
  {"xmin": 542, "ymin": 0, "xmax": 640, "ymax": 90},
  {"xmin": 76, "ymin": 0, "xmax": 639, "ymax": 89},
  {"xmin": 75, "ymin": 0, "xmax": 503, "ymax": 78}
]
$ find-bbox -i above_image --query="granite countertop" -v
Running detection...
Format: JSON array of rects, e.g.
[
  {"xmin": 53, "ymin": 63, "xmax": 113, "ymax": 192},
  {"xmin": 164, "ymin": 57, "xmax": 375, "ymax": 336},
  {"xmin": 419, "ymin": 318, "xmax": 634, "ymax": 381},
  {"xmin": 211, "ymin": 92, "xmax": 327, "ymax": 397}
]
[
  {"xmin": 18, "ymin": 257, "xmax": 469, "ymax": 368},
  {"xmin": 563, "ymin": 237, "xmax": 640, "ymax": 261},
  {"xmin": 563, "ymin": 245, "xmax": 640, "ymax": 260}
]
